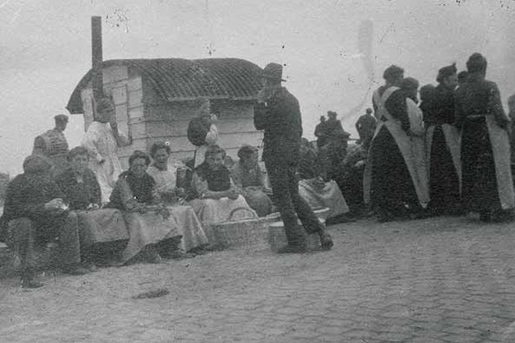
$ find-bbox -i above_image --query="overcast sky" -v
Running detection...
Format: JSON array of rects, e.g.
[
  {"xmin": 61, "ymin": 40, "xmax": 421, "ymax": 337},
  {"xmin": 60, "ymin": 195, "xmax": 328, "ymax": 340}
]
[{"xmin": 0, "ymin": 0, "xmax": 514, "ymax": 175}]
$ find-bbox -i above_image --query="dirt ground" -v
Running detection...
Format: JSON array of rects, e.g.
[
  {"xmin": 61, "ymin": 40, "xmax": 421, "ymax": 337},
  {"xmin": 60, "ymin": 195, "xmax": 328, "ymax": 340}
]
[{"xmin": 2, "ymin": 216, "xmax": 515, "ymax": 342}]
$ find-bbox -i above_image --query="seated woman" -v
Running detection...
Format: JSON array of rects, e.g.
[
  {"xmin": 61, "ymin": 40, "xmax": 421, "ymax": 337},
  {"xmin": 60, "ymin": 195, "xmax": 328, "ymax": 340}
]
[
  {"xmin": 337, "ymin": 142, "xmax": 369, "ymax": 217},
  {"xmin": 147, "ymin": 142, "xmax": 209, "ymax": 254},
  {"xmin": 108, "ymin": 150, "xmax": 182, "ymax": 264},
  {"xmin": 230, "ymin": 145, "xmax": 273, "ymax": 217},
  {"xmin": 55, "ymin": 147, "xmax": 129, "ymax": 267},
  {"xmin": 189, "ymin": 144, "xmax": 257, "ymax": 242},
  {"xmin": 298, "ymin": 138, "xmax": 353, "ymax": 223}
]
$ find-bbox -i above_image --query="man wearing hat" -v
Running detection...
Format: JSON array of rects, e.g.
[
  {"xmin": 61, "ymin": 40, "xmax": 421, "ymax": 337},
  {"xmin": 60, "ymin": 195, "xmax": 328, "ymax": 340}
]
[
  {"xmin": 32, "ymin": 114, "xmax": 70, "ymax": 177},
  {"xmin": 314, "ymin": 115, "xmax": 329, "ymax": 149},
  {"xmin": 254, "ymin": 62, "xmax": 333, "ymax": 253}
]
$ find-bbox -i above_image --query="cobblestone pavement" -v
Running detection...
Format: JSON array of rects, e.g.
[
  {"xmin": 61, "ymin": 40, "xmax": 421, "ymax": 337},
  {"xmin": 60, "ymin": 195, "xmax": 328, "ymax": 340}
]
[{"xmin": 2, "ymin": 215, "xmax": 515, "ymax": 342}]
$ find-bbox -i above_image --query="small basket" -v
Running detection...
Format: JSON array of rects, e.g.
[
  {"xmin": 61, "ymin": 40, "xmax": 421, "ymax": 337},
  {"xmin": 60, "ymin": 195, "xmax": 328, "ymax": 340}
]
[{"xmin": 210, "ymin": 207, "xmax": 270, "ymax": 250}]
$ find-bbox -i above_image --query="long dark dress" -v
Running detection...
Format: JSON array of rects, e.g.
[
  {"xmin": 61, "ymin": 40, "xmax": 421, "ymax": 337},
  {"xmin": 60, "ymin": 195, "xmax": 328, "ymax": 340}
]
[
  {"xmin": 425, "ymin": 84, "xmax": 461, "ymax": 214},
  {"xmin": 369, "ymin": 86, "xmax": 421, "ymax": 218},
  {"xmin": 455, "ymin": 74, "xmax": 513, "ymax": 215}
]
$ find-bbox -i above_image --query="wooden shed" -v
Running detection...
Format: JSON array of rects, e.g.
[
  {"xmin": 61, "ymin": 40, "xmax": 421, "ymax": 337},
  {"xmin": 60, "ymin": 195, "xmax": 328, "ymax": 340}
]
[{"xmin": 66, "ymin": 58, "xmax": 264, "ymax": 168}]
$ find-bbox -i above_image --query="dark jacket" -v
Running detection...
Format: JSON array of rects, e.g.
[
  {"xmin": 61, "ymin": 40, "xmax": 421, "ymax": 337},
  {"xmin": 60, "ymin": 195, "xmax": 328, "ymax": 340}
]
[
  {"xmin": 254, "ymin": 86, "xmax": 302, "ymax": 163},
  {"xmin": 425, "ymin": 84, "xmax": 455, "ymax": 126},
  {"xmin": 55, "ymin": 168, "xmax": 101, "ymax": 210},
  {"xmin": 2, "ymin": 172, "xmax": 64, "ymax": 223},
  {"xmin": 455, "ymin": 75, "xmax": 508, "ymax": 129}
]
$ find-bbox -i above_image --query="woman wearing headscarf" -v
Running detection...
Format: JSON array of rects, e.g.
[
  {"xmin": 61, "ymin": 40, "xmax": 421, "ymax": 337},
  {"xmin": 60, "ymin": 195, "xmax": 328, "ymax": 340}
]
[
  {"xmin": 189, "ymin": 144, "xmax": 257, "ymax": 242},
  {"xmin": 425, "ymin": 64, "xmax": 462, "ymax": 216},
  {"xmin": 363, "ymin": 66, "xmax": 428, "ymax": 222},
  {"xmin": 108, "ymin": 150, "xmax": 182, "ymax": 264},
  {"xmin": 146, "ymin": 142, "xmax": 210, "ymax": 255},
  {"xmin": 230, "ymin": 144, "xmax": 274, "ymax": 217},
  {"xmin": 187, "ymin": 97, "xmax": 219, "ymax": 168},
  {"xmin": 455, "ymin": 53, "xmax": 514, "ymax": 222}
]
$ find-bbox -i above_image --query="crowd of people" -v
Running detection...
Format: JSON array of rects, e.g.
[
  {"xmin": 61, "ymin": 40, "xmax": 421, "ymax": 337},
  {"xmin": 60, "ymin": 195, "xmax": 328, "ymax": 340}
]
[
  {"xmin": 362, "ymin": 52, "xmax": 515, "ymax": 223},
  {"xmin": 2, "ymin": 52, "xmax": 512, "ymax": 288}
]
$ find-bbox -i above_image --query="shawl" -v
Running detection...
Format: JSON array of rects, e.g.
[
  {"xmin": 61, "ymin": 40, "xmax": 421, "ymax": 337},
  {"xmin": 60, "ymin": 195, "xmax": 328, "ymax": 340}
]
[{"xmin": 109, "ymin": 171, "xmax": 155, "ymax": 209}]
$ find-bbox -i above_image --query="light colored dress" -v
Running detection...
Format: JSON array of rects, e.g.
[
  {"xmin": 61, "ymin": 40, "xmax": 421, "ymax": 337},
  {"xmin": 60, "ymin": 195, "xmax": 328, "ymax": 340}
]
[
  {"xmin": 189, "ymin": 165, "xmax": 257, "ymax": 243},
  {"xmin": 147, "ymin": 164, "xmax": 209, "ymax": 252},
  {"xmin": 81, "ymin": 121, "xmax": 129, "ymax": 204}
]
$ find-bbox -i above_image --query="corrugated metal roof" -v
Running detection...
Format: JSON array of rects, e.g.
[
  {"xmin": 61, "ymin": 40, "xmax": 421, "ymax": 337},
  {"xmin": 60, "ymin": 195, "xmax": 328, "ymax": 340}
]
[{"xmin": 67, "ymin": 58, "xmax": 263, "ymax": 114}]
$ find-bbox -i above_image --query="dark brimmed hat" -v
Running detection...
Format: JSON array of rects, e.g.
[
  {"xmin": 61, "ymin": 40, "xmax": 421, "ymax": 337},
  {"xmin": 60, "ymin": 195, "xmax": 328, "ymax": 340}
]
[
  {"xmin": 262, "ymin": 63, "xmax": 286, "ymax": 82},
  {"xmin": 436, "ymin": 63, "xmax": 457, "ymax": 83},
  {"xmin": 327, "ymin": 111, "xmax": 337, "ymax": 118},
  {"xmin": 54, "ymin": 114, "xmax": 68, "ymax": 122},
  {"xmin": 383, "ymin": 65, "xmax": 404, "ymax": 82}
]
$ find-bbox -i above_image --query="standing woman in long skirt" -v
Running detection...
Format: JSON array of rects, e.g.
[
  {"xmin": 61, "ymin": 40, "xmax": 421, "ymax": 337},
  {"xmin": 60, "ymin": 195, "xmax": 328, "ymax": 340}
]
[{"xmin": 455, "ymin": 53, "xmax": 515, "ymax": 222}]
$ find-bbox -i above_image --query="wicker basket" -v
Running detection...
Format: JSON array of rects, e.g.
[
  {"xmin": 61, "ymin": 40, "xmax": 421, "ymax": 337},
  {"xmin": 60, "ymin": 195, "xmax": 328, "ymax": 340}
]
[{"xmin": 210, "ymin": 207, "xmax": 271, "ymax": 250}]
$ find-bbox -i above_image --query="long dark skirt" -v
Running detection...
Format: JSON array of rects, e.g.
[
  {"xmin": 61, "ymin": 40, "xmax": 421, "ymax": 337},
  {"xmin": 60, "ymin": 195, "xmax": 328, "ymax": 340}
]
[
  {"xmin": 461, "ymin": 118, "xmax": 500, "ymax": 212},
  {"xmin": 428, "ymin": 126, "xmax": 461, "ymax": 214},
  {"xmin": 370, "ymin": 126, "xmax": 420, "ymax": 216}
]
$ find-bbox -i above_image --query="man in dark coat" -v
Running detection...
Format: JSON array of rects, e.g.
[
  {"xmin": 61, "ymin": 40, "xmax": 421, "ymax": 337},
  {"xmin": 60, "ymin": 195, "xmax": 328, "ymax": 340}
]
[
  {"xmin": 314, "ymin": 115, "xmax": 328, "ymax": 149},
  {"xmin": 355, "ymin": 108, "xmax": 376, "ymax": 148},
  {"xmin": 32, "ymin": 114, "xmax": 70, "ymax": 177},
  {"xmin": 254, "ymin": 62, "xmax": 333, "ymax": 253},
  {"xmin": 1, "ymin": 155, "xmax": 90, "ymax": 288}
]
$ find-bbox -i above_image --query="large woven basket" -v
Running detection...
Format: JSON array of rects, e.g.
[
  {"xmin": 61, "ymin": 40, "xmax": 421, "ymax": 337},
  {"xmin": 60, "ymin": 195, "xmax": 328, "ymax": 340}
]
[{"xmin": 210, "ymin": 207, "xmax": 271, "ymax": 250}]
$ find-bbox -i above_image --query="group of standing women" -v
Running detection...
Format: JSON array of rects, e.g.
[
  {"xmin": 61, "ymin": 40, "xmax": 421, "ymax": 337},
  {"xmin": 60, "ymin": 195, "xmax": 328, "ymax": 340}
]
[{"xmin": 365, "ymin": 52, "xmax": 514, "ymax": 222}]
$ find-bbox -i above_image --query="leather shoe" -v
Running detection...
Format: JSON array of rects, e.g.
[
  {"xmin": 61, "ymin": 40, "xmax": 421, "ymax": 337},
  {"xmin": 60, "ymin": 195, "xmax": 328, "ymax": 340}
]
[
  {"xmin": 319, "ymin": 232, "xmax": 333, "ymax": 250},
  {"xmin": 277, "ymin": 244, "xmax": 307, "ymax": 254}
]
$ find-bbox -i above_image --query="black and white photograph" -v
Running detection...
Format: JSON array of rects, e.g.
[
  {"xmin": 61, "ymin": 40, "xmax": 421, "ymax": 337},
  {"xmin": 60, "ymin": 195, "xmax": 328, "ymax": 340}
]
[{"xmin": 1, "ymin": 1, "xmax": 515, "ymax": 342}]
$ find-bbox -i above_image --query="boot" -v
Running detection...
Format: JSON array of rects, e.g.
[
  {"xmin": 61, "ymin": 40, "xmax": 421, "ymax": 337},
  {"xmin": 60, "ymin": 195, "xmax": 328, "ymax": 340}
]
[{"xmin": 319, "ymin": 231, "xmax": 334, "ymax": 251}]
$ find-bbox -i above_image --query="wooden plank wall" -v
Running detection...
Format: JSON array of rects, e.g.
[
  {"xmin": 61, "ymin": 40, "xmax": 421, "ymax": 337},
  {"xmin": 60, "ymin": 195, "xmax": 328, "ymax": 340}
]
[
  {"xmin": 143, "ymin": 101, "xmax": 264, "ymax": 163},
  {"xmin": 79, "ymin": 65, "xmax": 264, "ymax": 168}
]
